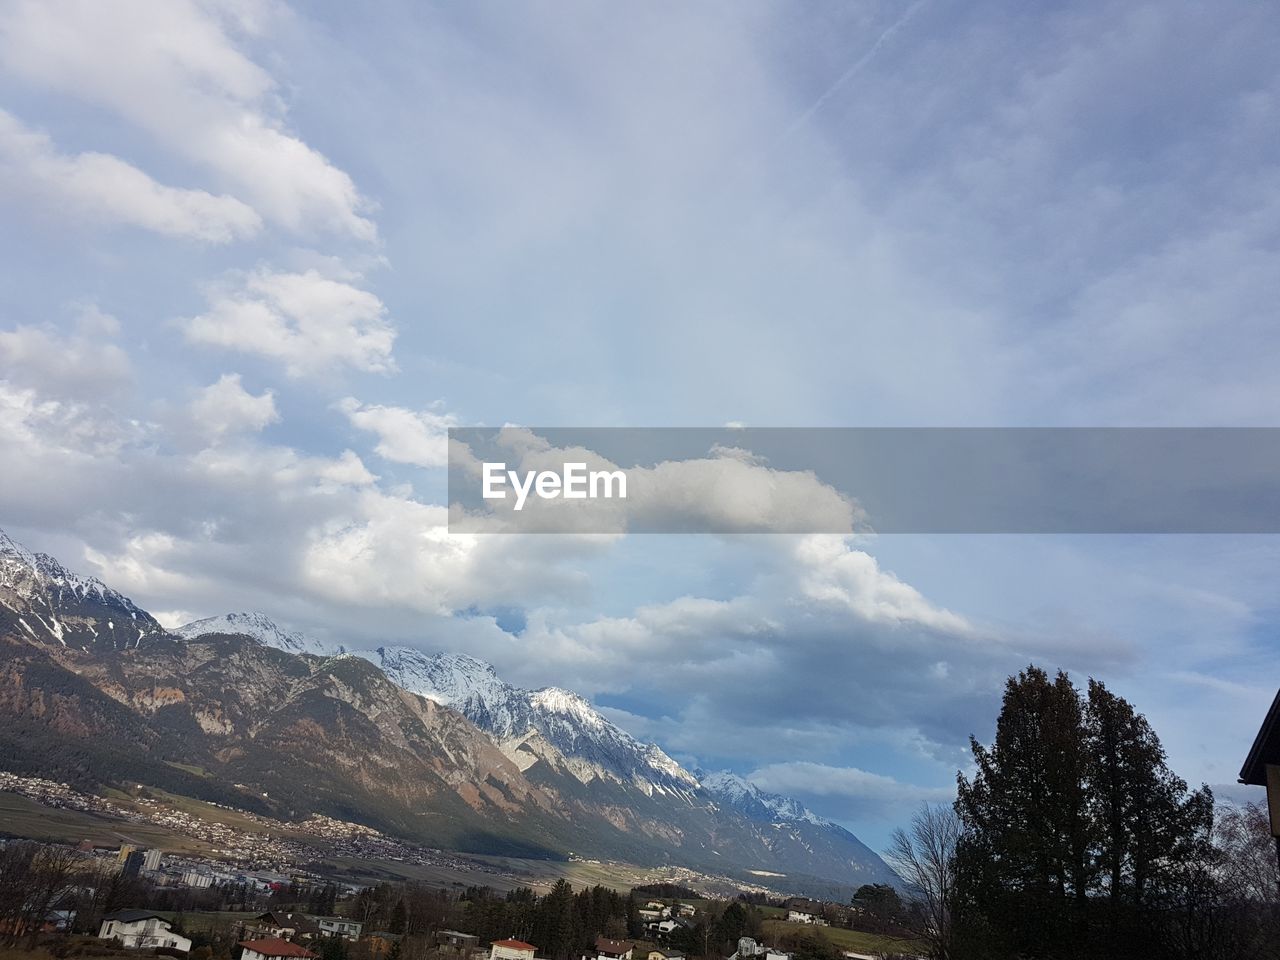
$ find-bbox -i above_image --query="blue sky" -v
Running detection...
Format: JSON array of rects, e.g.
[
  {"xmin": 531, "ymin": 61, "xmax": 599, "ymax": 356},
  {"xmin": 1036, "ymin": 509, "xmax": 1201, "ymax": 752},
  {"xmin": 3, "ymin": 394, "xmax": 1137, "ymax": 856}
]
[{"xmin": 2, "ymin": 0, "xmax": 1280, "ymax": 852}]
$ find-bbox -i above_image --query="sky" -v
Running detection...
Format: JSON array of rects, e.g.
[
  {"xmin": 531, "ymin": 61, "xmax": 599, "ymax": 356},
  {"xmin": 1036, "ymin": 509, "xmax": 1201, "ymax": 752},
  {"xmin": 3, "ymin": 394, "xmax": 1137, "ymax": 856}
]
[{"xmin": 2, "ymin": 0, "xmax": 1280, "ymax": 852}]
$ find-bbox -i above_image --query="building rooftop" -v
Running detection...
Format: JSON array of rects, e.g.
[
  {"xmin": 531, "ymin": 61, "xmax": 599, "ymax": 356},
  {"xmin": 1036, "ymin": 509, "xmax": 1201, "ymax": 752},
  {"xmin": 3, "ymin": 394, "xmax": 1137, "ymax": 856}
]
[
  {"xmin": 596, "ymin": 937, "xmax": 634, "ymax": 955},
  {"xmin": 1240, "ymin": 688, "xmax": 1280, "ymax": 785},
  {"xmin": 238, "ymin": 938, "xmax": 320, "ymax": 958},
  {"xmin": 103, "ymin": 909, "xmax": 167, "ymax": 923}
]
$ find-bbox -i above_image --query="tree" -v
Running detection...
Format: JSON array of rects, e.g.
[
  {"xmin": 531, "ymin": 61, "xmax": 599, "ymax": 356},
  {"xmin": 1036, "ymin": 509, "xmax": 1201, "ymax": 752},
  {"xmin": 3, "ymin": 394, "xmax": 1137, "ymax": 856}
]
[
  {"xmin": 953, "ymin": 665, "xmax": 1218, "ymax": 960},
  {"xmin": 711, "ymin": 901, "xmax": 750, "ymax": 951},
  {"xmin": 390, "ymin": 899, "xmax": 407, "ymax": 935},
  {"xmin": 885, "ymin": 804, "xmax": 958, "ymax": 959},
  {"xmin": 1217, "ymin": 801, "xmax": 1280, "ymax": 904},
  {"xmin": 955, "ymin": 666, "xmax": 1096, "ymax": 956},
  {"xmin": 531, "ymin": 879, "xmax": 577, "ymax": 960},
  {"xmin": 851, "ymin": 884, "xmax": 902, "ymax": 931},
  {"xmin": 0, "ymin": 841, "xmax": 78, "ymax": 948}
]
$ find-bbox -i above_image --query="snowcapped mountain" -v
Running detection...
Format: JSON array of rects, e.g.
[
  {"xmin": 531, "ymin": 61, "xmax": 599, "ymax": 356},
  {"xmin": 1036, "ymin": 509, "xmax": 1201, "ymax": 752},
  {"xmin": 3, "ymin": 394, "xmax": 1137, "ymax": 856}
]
[
  {"xmin": 173, "ymin": 612, "xmax": 340, "ymax": 657},
  {"xmin": 174, "ymin": 622, "xmax": 698, "ymax": 795},
  {"xmin": 701, "ymin": 770, "xmax": 902, "ymax": 888},
  {"xmin": 0, "ymin": 529, "xmax": 164, "ymax": 648},
  {"xmin": 2, "ymin": 537, "xmax": 901, "ymax": 893},
  {"xmin": 364, "ymin": 647, "xmax": 701, "ymax": 797},
  {"xmin": 700, "ymin": 770, "xmax": 830, "ymax": 827}
]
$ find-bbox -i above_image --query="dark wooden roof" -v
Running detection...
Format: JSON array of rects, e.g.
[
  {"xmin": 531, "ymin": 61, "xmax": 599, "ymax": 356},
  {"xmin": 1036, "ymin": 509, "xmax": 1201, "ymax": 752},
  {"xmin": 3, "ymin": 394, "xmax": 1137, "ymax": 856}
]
[
  {"xmin": 103, "ymin": 910, "xmax": 167, "ymax": 923},
  {"xmin": 1240, "ymin": 688, "xmax": 1280, "ymax": 786},
  {"xmin": 595, "ymin": 937, "xmax": 633, "ymax": 955}
]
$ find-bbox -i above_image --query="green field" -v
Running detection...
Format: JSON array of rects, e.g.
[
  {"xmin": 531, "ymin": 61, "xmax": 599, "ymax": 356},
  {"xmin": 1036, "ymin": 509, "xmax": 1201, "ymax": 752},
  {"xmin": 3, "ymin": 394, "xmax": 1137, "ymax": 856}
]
[
  {"xmin": 0, "ymin": 792, "xmax": 214, "ymax": 856},
  {"xmin": 0, "ymin": 790, "xmax": 690, "ymax": 895},
  {"xmin": 762, "ymin": 918, "xmax": 927, "ymax": 958}
]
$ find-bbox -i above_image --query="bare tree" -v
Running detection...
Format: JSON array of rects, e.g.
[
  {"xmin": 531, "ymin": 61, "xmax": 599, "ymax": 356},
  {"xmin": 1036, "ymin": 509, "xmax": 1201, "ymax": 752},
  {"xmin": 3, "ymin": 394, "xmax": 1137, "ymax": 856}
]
[
  {"xmin": 1216, "ymin": 801, "xmax": 1280, "ymax": 903},
  {"xmin": 884, "ymin": 803, "xmax": 959, "ymax": 960},
  {"xmin": 0, "ymin": 841, "xmax": 79, "ymax": 948}
]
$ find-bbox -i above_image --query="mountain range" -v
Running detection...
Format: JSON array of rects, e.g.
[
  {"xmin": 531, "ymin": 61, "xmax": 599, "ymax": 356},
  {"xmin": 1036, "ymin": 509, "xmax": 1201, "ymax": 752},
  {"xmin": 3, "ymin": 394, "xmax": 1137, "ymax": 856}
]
[{"xmin": 0, "ymin": 529, "xmax": 899, "ymax": 895}]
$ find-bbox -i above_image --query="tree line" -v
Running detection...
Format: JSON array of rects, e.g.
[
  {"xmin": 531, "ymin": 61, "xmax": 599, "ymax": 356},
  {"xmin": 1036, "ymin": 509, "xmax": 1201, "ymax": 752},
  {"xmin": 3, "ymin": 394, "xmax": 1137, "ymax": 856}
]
[{"xmin": 887, "ymin": 665, "xmax": 1280, "ymax": 959}]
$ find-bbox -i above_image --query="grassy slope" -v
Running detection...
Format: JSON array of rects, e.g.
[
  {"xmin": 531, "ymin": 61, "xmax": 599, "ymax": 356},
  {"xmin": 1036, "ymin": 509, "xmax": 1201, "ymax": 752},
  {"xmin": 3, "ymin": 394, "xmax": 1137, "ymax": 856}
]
[{"xmin": 762, "ymin": 918, "xmax": 927, "ymax": 957}]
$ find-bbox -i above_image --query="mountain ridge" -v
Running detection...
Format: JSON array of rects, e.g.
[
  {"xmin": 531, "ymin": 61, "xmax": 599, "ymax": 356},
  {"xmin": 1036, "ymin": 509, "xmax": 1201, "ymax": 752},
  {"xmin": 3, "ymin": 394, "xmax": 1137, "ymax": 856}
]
[{"xmin": 0, "ymin": 530, "xmax": 901, "ymax": 893}]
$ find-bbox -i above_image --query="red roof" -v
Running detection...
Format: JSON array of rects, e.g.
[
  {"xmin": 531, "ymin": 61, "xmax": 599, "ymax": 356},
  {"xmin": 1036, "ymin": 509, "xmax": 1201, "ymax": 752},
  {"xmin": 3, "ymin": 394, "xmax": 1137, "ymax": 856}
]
[
  {"xmin": 492, "ymin": 940, "xmax": 537, "ymax": 952},
  {"xmin": 238, "ymin": 938, "xmax": 319, "ymax": 959}
]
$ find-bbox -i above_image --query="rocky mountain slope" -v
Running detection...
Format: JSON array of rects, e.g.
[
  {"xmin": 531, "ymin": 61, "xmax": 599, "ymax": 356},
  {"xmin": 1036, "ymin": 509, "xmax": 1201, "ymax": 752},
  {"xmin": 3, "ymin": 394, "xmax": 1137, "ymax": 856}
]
[
  {"xmin": 366, "ymin": 648, "xmax": 699, "ymax": 798},
  {"xmin": 0, "ymin": 530, "xmax": 165, "ymax": 649},
  {"xmin": 174, "ymin": 611, "xmax": 342, "ymax": 658},
  {"xmin": 0, "ymin": 529, "xmax": 900, "ymax": 892}
]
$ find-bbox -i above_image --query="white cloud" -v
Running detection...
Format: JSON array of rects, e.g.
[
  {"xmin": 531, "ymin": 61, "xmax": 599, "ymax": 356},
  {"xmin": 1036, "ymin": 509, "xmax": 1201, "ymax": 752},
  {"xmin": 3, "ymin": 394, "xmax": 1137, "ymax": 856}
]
[
  {"xmin": 336, "ymin": 397, "xmax": 457, "ymax": 468},
  {"xmin": 793, "ymin": 535, "xmax": 974, "ymax": 633},
  {"xmin": 189, "ymin": 373, "xmax": 278, "ymax": 441},
  {"xmin": 0, "ymin": 380, "xmax": 137, "ymax": 456},
  {"xmin": 182, "ymin": 269, "xmax": 396, "ymax": 376},
  {"xmin": 0, "ymin": 322, "xmax": 133, "ymax": 400},
  {"xmin": 191, "ymin": 443, "xmax": 377, "ymax": 493},
  {"xmin": 0, "ymin": 109, "xmax": 261, "ymax": 242},
  {"xmin": 0, "ymin": 0, "xmax": 375, "ymax": 241},
  {"xmin": 452, "ymin": 427, "xmax": 859, "ymax": 534}
]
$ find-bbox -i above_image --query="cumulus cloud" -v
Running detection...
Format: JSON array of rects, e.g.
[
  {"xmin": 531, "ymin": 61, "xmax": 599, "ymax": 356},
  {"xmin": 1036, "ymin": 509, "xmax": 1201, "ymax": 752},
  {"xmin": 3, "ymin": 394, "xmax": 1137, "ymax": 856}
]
[
  {"xmin": 0, "ymin": 321, "xmax": 133, "ymax": 401},
  {"xmin": 189, "ymin": 373, "xmax": 278, "ymax": 442},
  {"xmin": 0, "ymin": 109, "xmax": 260, "ymax": 242},
  {"xmin": 0, "ymin": 375, "xmax": 596, "ymax": 627},
  {"xmin": 793, "ymin": 535, "xmax": 973, "ymax": 632},
  {"xmin": 451, "ymin": 427, "xmax": 860, "ymax": 534},
  {"xmin": 0, "ymin": 0, "xmax": 375, "ymax": 241},
  {"xmin": 336, "ymin": 398, "xmax": 458, "ymax": 468},
  {"xmin": 182, "ymin": 269, "xmax": 396, "ymax": 376}
]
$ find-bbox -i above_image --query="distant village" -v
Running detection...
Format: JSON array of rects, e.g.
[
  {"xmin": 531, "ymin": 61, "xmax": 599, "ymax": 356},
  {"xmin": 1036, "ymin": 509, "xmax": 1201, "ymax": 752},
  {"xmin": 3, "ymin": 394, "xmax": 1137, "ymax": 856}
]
[
  {"xmin": 0, "ymin": 780, "xmax": 926, "ymax": 960},
  {"xmin": 0, "ymin": 772, "xmax": 525, "ymax": 880}
]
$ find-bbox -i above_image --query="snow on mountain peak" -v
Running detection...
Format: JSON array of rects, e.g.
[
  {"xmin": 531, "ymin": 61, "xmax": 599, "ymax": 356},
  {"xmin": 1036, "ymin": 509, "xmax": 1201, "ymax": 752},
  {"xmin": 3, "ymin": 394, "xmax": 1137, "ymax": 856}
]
[
  {"xmin": 700, "ymin": 770, "xmax": 832, "ymax": 828},
  {"xmin": 530, "ymin": 686, "xmax": 604, "ymax": 724},
  {"xmin": 173, "ymin": 611, "xmax": 338, "ymax": 656},
  {"xmin": 365, "ymin": 646, "xmax": 700, "ymax": 794},
  {"xmin": 0, "ymin": 527, "xmax": 162, "ymax": 646},
  {"xmin": 0, "ymin": 529, "xmax": 121, "ymax": 604}
]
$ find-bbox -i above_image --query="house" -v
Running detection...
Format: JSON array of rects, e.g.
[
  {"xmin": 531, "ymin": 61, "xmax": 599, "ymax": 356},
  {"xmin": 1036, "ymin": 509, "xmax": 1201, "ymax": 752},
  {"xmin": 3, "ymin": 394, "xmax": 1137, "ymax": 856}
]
[
  {"xmin": 785, "ymin": 910, "xmax": 827, "ymax": 926},
  {"xmin": 247, "ymin": 912, "xmax": 300, "ymax": 939},
  {"xmin": 648, "ymin": 918, "xmax": 690, "ymax": 938},
  {"xmin": 491, "ymin": 938, "xmax": 538, "ymax": 960},
  {"xmin": 648, "ymin": 949, "xmax": 685, "ymax": 960},
  {"xmin": 241, "ymin": 911, "xmax": 307, "ymax": 942},
  {"xmin": 729, "ymin": 938, "xmax": 790, "ymax": 960},
  {"xmin": 1241, "ymin": 688, "xmax": 1280, "ymax": 826},
  {"xmin": 238, "ymin": 937, "xmax": 320, "ymax": 960},
  {"xmin": 639, "ymin": 902, "xmax": 671, "ymax": 921},
  {"xmin": 595, "ymin": 936, "xmax": 634, "ymax": 960},
  {"xmin": 310, "ymin": 915, "xmax": 363, "ymax": 939},
  {"xmin": 437, "ymin": 930, "xmax": 482, "ymax": 950},
  {"xmin": 46, "ymin": 910, "xmax": 76, "ymax": 932},
  {"xmin": 0, "ymin": 910, "xmax": 76, "ymax": 938},
  {"xmin": 99, "ymin": 910, "xmax": 192, "ymax": 953}
]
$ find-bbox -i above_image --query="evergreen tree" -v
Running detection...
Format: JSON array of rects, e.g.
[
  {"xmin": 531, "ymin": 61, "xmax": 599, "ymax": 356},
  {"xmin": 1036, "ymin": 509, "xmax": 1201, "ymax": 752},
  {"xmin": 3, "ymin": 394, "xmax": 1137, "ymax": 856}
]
[{"xmin": 953, "ymin": 665, "xmax": 1216, "ymax": 960}]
